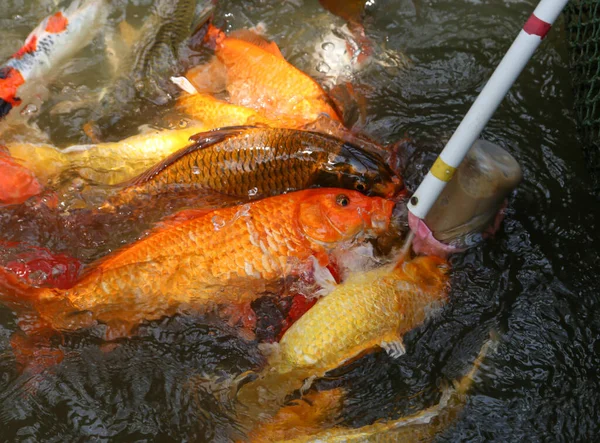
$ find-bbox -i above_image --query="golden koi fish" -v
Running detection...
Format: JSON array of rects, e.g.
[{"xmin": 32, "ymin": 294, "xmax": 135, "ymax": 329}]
[
  {"xmin": 236, "ymin": 255, "xmax": 449, "ymax": 425},
  {"xmin": 5, "ymin": 125, "xmax": 207, "ymax": 185}
]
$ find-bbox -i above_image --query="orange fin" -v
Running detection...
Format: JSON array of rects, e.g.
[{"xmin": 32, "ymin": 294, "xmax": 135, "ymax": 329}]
[
  {"xmin": 185, "ymin": 57, "xmax": 227, "ymax": 94},
  {"xmin": 0, "ymin": 265, "xmax": 42, "ymax": 306},
  {"xmin": 127, "ymin": 125, "xmax": 256, "ymax": 187},
  {"xmin": 0, "ymin": 151, "xmax": 43, "ymax": 205},
  {"xmin": 0, "ymin": 267, "xmax": 63, "ymax": 335},
  {"xmin": 229, "ymin": 29, "xmax": 284, "ymax": 58},
  {"xmin": 10, "ymin": 331, "xmax": 64, "ymax": 374},
  {"xmin": 155, "ymin": 207, "xmax": 216, "ymax": 229}
]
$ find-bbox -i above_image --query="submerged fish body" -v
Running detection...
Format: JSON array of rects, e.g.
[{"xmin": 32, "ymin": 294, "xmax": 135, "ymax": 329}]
[
  {"xmin": 113, "ymin": 0, "xmax": 198, "ymax": 104},
  {"xmin": 84, "ymin": 0, "xmax": 208, "ymax": 138},
  {"xmin": 196, "ymin": 25, "xmax": 342, "ymax": 127},
  {"xmin": 0, "ymin": 0, "xmax": 108, "ymax": 121},
  {"xmin": 1, "ymin": 189, "xmax": 394, "ymax": 335},
  {"xmin": 113, "ymin": 126, "xmax": 404, "ymax": 207},
  {"xmin": 5, "ymin": 125, "xmax": 207, "ymax": 185},
  {"xmin": 247, "ymin": 340, "xmax": 492, "ymax": 443}
]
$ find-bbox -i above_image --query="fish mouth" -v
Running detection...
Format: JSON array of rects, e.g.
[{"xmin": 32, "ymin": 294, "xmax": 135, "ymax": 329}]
[
  {"xmin": 370, "ymin": 215, "xmax": 389, "ymax": 233},
  {"xmin": 366, "ymin": 198, "xmax": 395, "ymax": 233}
]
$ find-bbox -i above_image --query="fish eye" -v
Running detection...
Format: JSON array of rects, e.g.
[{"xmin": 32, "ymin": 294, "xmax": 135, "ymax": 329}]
[
  {"xmin": 354, "ymin": 181, "xmax": 366, "ymax": 192},
  {"xmin": 336, "ymin": 194, "xmax": 350, "ymax": 207}
]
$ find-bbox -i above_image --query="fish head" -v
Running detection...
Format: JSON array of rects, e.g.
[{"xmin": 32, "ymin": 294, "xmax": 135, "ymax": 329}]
[
  {"xmin": 298, "ymin": 189, "xmax": 395, "ymax": 244},
  {"xmin": 317, "ymin": 142, "xmax": 404, "ymax": 198},
  {"xmin": 398, "ymin": 255, "xmax": 450, "ymax": 294},
  {"xmin": 0, "ymin": 67, "xmax": 25, "ymax": 120}
]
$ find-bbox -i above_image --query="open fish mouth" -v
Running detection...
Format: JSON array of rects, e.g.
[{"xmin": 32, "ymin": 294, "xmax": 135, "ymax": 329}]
[
  {"xmin": 370, "ymin": 214, "xmax": 390, "ymax": 233},
  {"xmin": 365, "ymin": 198, "xmax": 395, "ymax": 233}
]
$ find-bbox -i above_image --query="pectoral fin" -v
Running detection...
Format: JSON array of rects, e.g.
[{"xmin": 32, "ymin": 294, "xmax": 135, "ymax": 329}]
[{"xmin": 380, "ymin": 337, "xmax": 406, "ymax": 359}]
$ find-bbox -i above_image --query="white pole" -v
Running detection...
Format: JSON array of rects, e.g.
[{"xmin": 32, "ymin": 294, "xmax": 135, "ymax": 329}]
[{"xmin": 407, "ymin": 0, "xmax": 570, "ymax": 220}]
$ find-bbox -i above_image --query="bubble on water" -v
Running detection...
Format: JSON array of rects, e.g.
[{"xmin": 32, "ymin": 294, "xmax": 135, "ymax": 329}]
[
  {"xmin": 192, "ymin": 166, "xmax": 201, "ymax": 175},
  {"xmin": 321, "ymin": 42, "xmax": 335, "ymax": 51},
  {"xmin": 68, "ymin": 178, "xmax": 86, "ymax": 192},
  {"xmin": 248, "ymin": 187, "xmax": 259, "ymax": 197},
  {"xmin": 234, "ymin": 204, "xmax": 252, "ymax": 219},
  {"xmin": 21, "ymin": 104, "xmax": 38, "ymax": 116},
  {"xmin": 316, "ymin": 62, "xmax": 331, "ymax": 73},
  {"xmin": 212, "ymin": 215, "xmax": 226, "ymax": 231}
]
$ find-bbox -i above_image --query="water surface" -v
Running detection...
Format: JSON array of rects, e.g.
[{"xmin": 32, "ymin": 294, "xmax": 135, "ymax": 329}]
[{"xmin": 0, "ymin": 0, "xmax": 599, "ymax": 441}]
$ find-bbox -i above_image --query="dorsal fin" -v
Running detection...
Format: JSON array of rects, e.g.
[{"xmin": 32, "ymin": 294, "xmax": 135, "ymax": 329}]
[
  {"xmin": 229, "ymin": 29, "xmax": 284, "ymax": 58},
  {"xmin": 153, "ymin": 207, "xmax": 216, "ymax": 230},
  {"xmin": 126, "ymin": 125, "xmax": 257, "ymax": 187}
]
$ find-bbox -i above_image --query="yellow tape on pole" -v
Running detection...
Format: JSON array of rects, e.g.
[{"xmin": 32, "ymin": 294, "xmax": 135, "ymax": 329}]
[{"xmin": 430, "ymin": 157, "xmax": 456, "ymax": 182}]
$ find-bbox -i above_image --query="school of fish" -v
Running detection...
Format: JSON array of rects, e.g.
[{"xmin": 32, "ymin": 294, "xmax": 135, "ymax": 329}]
[{"xmin": 0, "ymin": 1, "xmax": 494, "ymax": 441}]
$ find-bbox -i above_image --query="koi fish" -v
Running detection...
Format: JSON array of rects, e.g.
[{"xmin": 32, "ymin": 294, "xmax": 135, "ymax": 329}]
[
  {"xmin": 110, "ymin": 126, "xmax": 404, "ymax": 209},
  {"xmin": 5, "ymin": 125, "xmax": 208, "ymax": 186},
  {"xmin": 189, "ymin": 25, "xmax": 342, "ymax": 127},
  {"xmin": 246, "ymin": 340, "xmax": 493, "ymax": 443},
  {"xmin": 83, "ymin": 0, "xmax": 212, "ymax": 140},
  {"xmin": 235, "ymin": 255, "xmax": 449, "ymax": 424},
  {"xmin": 0, "ymin": 0, "xmax": 108, "ymax": 121},
  {"xmin": 318, "ymin": 0, "xmax": 372, "ymax": 67},
  {"xmin": 0, "ymin": 189, "xmax": 394, "ymax": 338},
  {"xmin": 176, "ymin": 89, "xmax": 281, "ymax": 128},
  {"xmin": 172, "ymin": 76, "xmax": 317, "ymax": 130}
]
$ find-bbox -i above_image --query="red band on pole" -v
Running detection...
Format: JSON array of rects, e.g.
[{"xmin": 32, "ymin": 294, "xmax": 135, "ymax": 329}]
[{"xmin": 523, "ymin": 14, "xmax": 552, "ymax": 39}]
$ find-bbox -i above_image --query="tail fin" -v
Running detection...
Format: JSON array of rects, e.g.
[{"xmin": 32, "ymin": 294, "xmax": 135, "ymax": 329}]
[
  {"xmin": 0, "ymin": 266, "xmax": 87, "ymax": 335},
  {"xmin": 0, "ymin": 266, "xmax": 51, "ymax": 333},
  {"xmin": 248, "ymin": 337, "xmax": 496, "ymax": 442},
  {"xmin": 0, "ymin": 265, "xmax": 41, "ymax": 305}
]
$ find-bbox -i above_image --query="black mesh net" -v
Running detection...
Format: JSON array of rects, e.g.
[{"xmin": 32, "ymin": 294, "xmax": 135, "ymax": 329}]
[{"xmin": 565, "ymin": 0, "xmax": 600, "ymax": 191}]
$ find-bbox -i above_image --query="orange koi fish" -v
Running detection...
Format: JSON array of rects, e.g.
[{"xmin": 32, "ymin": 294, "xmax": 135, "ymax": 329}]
[
  {"xmin": 188, "ymin": 25, "xmax": 342, "ymax": 127},
  {"xmin": 0, "ymin": 189, "xmax": 394, "ymax": 338},
  {"xmin": 0, "ymin": 0, "xmax": 108, "ymax": 121}
]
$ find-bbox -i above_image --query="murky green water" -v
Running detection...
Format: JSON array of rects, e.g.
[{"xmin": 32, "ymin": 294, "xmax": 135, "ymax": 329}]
[{"xmin": 0, "ymin": 0, "xmax": 599, "ymax": 441}]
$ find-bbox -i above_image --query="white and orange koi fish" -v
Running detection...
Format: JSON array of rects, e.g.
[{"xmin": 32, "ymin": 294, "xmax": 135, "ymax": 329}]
[{"xmin": 0, "ymin": 0, "xmax": 108, "ymax": 121}]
